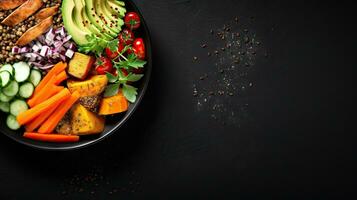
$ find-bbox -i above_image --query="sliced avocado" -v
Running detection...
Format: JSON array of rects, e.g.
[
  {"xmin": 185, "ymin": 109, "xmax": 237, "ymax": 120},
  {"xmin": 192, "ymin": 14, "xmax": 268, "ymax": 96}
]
[
  {"xmin": 108, "ymin": 0, "xmax": 126, "ymax": 18},
  {"xmin": 95, "ymin": 0, "xmax": 126, "ymax": 32},
  {"xmin": 85, "ymin": 0, "xmax": 118, "ymax": 37},
  {"xmin": 62, "ymin": 0, "xmax": 91, "ymax": 45},
  {"xmin": 73, "ymin": 0, "xmax": 113, "ymax": 41}
]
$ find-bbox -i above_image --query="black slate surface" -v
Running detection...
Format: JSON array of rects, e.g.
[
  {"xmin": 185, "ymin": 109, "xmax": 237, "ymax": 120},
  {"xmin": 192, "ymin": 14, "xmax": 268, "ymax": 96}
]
[{"xmin": 0, "ymin": 0, "xmax": 354, "ymax": 199}]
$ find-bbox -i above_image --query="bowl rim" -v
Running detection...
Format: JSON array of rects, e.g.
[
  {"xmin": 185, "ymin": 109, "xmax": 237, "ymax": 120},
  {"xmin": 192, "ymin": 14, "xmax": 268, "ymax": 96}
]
[{"xmin": 0, "ymin": 0, "xmax": 152, "ymax": 151}]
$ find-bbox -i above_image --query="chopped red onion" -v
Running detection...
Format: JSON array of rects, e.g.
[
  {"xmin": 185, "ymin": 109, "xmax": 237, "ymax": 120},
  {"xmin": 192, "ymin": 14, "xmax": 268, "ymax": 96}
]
[
  {"xmin": 65, "ymin": 49, "xmax": 75, "ymax": 58},
  {"xmin": 12, "ymin": 26, "xmax": 77, "ymax": 69}
]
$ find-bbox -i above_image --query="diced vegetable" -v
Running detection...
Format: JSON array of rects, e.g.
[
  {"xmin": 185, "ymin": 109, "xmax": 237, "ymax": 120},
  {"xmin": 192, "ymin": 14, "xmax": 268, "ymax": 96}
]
[
  {"xmin": 13, "ymin": 62, "xmax": 30, "ymax": 82},
  {"xmin": 67, "ymin": 75, "xmax": 108, "ymax": 97},
  {"xmin": 0, "ymin": 91, "xmax": 13, "ymax": 102},
  {"xmin": 2, "ymin": 81, "xmax": 19, "ymax": 97},
  {"xmin": 71, "ymin": 104, "xmax": 105, "ymax": 135},
  {"xmin": 28, "ymin": 69, "xmax": 42, "ymax": 86},
  {"xmin": 0, "ymin": 71, "xmax": 11, "ymax": 87},
  {"xmin": 0, "ymin": 102, "xmax": 10, "ymax": 113},
  {"xmin": 99, "ymin": 92, "xmax": 128, "ymax": 115},
  {"xmin": 19, "ymin": 82, "xmax": 34, "ymax": 98},
  {"xmin": 38, "ymin": 91, "xmax": 80, "ymax": 134},
  {"xmin": 23, "ymin": 132, "xmax": 79, "ymax": 143},
  {"xmin": 7, "ymin": 115, "xmax": 21, "ymax": 130},
  {"xmin": 10, "ymin": 99, "xmax": 28, "ymax": 116},
  {"xmin": 17, "ymin": 88, "xmax": 71, "ymax": 125},
  {"xmin": 68, "ymin": 52, "xmax": 95, "ymax": 79}
]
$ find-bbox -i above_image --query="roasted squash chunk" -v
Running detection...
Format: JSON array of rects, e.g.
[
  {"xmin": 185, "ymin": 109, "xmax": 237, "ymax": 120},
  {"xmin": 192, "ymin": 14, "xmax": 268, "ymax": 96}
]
[
  {"xmin": 71, "ymin": 104, "xmax": 105, "ymax": 135},
  {"xmin": 99, "ymin": 92, "xmax": 128, "ymax": 115},
  {"xmin": 67, "ymin": 75, "xmax": 108, "ymax": 97},
  {"xmin": 68, "ymin": 52, "xmax": 95, "ymax": 80}
]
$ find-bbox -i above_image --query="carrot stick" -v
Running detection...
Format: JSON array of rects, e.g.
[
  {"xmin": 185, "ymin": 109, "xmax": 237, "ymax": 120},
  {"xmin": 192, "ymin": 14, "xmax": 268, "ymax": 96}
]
[
  {"xmin": 23, "ymin": 132, "xmax": 79, "ymax": 143},
  {"xmin": 34, "ymin": 62, "xmax": 67, "ymax": 94},
  {"xmin": 17, "ymin": 88, "xmax": 71, "ymax": 125},
  {"xmin": 54, "ymin": 71, "xmax": 68, "ymax": 85},
  {"xmin": 25, "ymin": 99, "xmax": 62, "ymax": 132},
  {"xmin": 28, "ymin": 85, "xmax": 63, "ymax": 107},
  {"xmin": 38, "ymin": 91, "xmax": 80, "ymax": 134}
]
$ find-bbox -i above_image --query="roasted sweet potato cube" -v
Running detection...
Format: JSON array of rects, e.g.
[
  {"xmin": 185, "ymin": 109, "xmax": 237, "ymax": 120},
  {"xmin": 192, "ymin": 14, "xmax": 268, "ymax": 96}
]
[{"xmin": 68, "ymin": 52, "xmax": 95, "ymax": 80}]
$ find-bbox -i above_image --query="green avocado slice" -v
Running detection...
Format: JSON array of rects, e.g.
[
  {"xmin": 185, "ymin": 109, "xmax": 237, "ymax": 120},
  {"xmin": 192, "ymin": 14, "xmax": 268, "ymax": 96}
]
[
  {"xmin": 85, "ymin": 0, "xmax": 118, "ymax": 37},
  {"xmin": 73, "ymin": 0, "xmax": 113, "ymax": 40},
  {"xmin": 108, "ymin": 0, "xmax": 126, "ymax": 18},
  {"xmin": 95, "ymin": 0, "xmax": 126, "ymax": 32},
  {"xmin": 62, "ymin": 0, "xmax": 91, "ymax": 45}
]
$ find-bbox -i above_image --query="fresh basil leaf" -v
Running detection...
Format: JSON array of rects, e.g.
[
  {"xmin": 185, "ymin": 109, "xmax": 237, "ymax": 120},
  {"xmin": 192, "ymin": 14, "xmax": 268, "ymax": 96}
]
[
  {"xmin": 122, "ymin": 84, "xmax": 138, "ymax": 103},
  {"xmin": 126, "ymin": 73, "xmax": 144, "ymax": 82},
  {"xmin": 108, "ymin": 39, "xmax": 119, "ymax": 52},
  {"xmin": 104, "ymin": 83, "xmax": 120, "ymax": 97},
  {"xmin": 106, "ymin": 72, "xmax": 118, "ymax": 83}
]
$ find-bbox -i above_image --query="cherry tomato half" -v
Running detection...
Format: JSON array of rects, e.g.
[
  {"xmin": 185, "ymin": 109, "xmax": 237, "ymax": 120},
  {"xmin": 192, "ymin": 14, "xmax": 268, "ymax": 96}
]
[
  {"xmin": 119, "ymin": 29, "xmax": 135, "ymax": 45},
  {"xmin": 124, "ymin": 12, "xmax": 141, "ymax": 30},
  {"xmin": 131, "ymin": 38, "xmax": 145, "ymax": 60},
  {"xmin": 96, "ymin": 56, "xmax": 113, "ymax": 75}
]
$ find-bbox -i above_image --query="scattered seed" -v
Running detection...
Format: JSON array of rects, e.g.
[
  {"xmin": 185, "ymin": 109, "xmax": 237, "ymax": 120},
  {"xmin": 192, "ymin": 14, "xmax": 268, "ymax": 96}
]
[{"xmin": 201, "ymin": 44, "xmax": 207, "ymax": 48}]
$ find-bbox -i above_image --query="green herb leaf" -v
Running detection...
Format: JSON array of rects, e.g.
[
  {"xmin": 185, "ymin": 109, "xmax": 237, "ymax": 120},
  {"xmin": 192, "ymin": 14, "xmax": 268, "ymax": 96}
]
[
  {"xmin": 106, "ymin": 72, "xmax": 118, "ymax": 83},
  {"xmin": 122, "ymin": 84, "xmax": 138, "ymax": 103},
  {"xmin": 104, "ymin": 83, "xmax": 120, "ymax": 97},
  {"xmin": 128, "ymin": 59, "xmax": 147, "ymax": 68},
  {"xmin": 126, "ymin": 73, "xmax": 144, "ymax": 82},
  {"xmin": 108, "ymin": 39, "xmax": 119, "ymax": 52}
]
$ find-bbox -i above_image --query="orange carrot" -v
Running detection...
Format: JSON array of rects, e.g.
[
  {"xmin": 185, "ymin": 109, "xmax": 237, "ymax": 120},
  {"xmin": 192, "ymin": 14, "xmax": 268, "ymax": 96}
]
[
  {"xmin": 17, "ymin": 88, "xmax": 71, "ymax": 125},
  {"xmin": 25, "ymin": 99, "xmax": 62, "ymax": 132},
  {"xmin": 28, "ymin": 85, "xmax": 63, "ymax": 107},
  {"xmin": 34, "ymin": 62, "xmax": 67, "ymax": 94},
  {"xmin": 38, "ymin": 91, "xmax": 80, "ymax": 134},
  {"xmin": 54, "ymin": 71, "xmax": 68, "ymax": 85},
  {"xmin": 23, "ymin": 132, "xmax": 79, "ymax": 143}
]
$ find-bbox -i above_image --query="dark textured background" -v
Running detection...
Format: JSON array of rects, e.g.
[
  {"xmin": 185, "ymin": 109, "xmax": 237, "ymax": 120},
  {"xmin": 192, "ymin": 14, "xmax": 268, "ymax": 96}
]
[{"xmin": 0, "ymin": 0, "xmax": 354, "ymax": 199}]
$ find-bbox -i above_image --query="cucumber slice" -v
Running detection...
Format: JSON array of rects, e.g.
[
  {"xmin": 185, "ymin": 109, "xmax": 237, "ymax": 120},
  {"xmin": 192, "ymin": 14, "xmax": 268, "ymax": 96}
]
[
  {"xmin": 10, "ymin": 99, "xmax": 28, "ymax": 116},
  {"xmin": 2, "ymin": 81, "xmax": 19, "ymax": 97},
  {"xmin": 6, "ymin": 114, "xmax": 20, "ymax": 130},
  {"xmin": 0, "ymin": 91, "xmax": 13, "ymax": 102},
  {"xmin": 0, "ymin": 64, "xmax": 14, "ymax": 76},
  {"xmin": 0, "ymin": 102, "xmax": 10, "ymax": 113},
  {"xmin": 13, "ymin": 62, "xmax": 30, "ymax": 83},
  {"xmin": 0, "ymin": 71, "xmax": 11, "ymax": 87},
  {"xmin": 28, "ymin": 69, "xmax": 42, "ymax": 86},
  {"xmin": 19, "ymin": 82, "xmax": 34, "ymax": 98}
]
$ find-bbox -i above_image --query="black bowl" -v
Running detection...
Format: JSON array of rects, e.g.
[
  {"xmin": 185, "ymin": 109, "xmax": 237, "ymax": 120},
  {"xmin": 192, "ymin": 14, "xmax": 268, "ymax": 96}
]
[{"xmin": 0, "ymin": 0, "xmax": 152, "ymax": 150}]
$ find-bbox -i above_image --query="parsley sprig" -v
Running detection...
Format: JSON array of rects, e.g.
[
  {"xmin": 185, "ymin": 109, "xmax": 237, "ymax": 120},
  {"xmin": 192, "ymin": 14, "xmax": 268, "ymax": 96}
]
[{"xmin": 103, "ymin": 39, "xmax": 146, "ymax": 103}]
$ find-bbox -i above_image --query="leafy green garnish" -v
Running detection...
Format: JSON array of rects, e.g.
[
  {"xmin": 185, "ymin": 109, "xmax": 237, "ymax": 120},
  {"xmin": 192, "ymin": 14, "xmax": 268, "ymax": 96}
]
[
  {"xmin": 104, "ymin": 83, "xmax": 120, "ymax": 97},
  {"xmin": 122, "ymin": 84, "xmax": 138, "ymax": 103},
  {"xmin": 78, "ymin": 34, "xmax": 108, "ymax": 56},
  {"xmin": 107, "ymin": 39, "xmax": 119, "ymax": 52}
]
